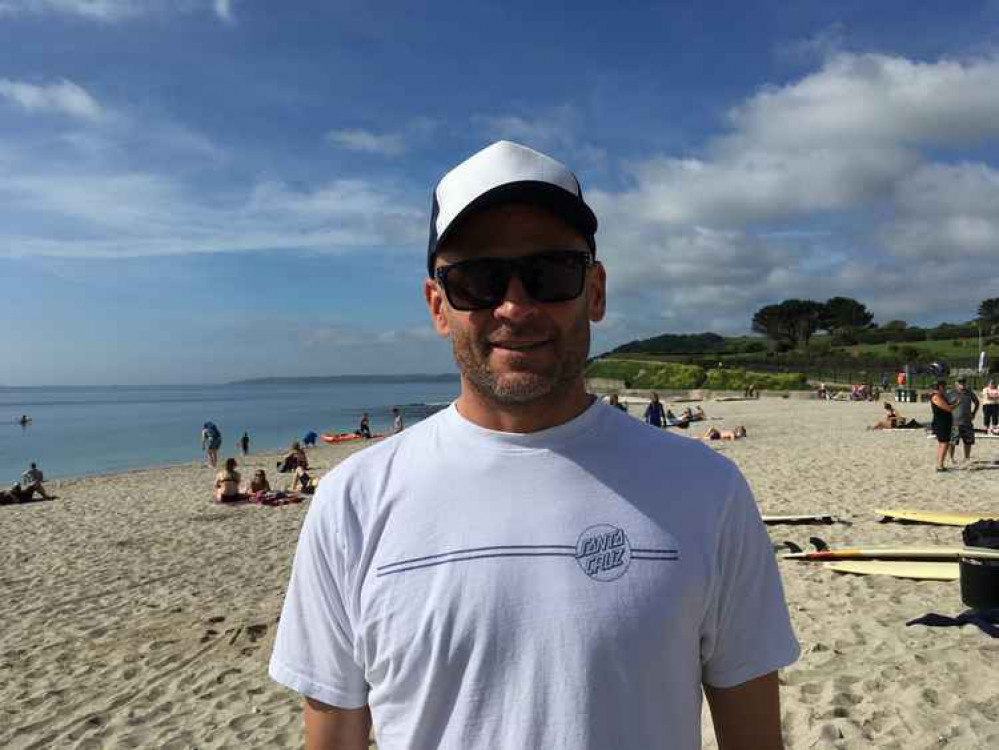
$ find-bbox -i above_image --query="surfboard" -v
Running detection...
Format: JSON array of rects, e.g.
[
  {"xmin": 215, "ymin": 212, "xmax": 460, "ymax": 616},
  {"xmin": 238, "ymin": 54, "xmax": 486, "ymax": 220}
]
[
  {"xmin": 782, "ymin": 546, "xmax": 999, "ymax": 561},
  {"xmin": 875, "ymin": 508, "xmax": 993, "ymax": 527},
  {"xmin": 824, "ymin": 560, "xmax": 960, "ymax": 581},
  {"xmin": 762, "ymin": 514, "xmax": 838, "ymax": 525}
]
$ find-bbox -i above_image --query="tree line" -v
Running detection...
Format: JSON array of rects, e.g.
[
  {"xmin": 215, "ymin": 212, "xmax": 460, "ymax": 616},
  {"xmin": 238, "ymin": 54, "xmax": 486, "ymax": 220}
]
[{"xmin": 752, "ymin": 297, "xmax": 999, "ymax": 350}]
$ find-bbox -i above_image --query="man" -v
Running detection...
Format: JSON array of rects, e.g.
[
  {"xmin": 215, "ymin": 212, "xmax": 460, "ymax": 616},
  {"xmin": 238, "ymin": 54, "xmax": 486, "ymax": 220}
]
[
  {"xmin": 20, "ymin": 462, "xmax": 51, "ymax": 500},
  {"xmin": 949, "ymin": 377, "xmax": 980, "ymax": 463},
  {"xmin": 391, "ymin": 407, "xmax": 404, "ymax": 434},
  {"xmin": 269, "ymin": 141, "xmax": 799, "ymax": 749}
]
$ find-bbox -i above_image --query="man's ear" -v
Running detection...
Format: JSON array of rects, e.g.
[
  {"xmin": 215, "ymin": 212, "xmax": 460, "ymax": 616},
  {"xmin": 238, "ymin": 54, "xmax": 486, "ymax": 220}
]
[
  {"xmin": 587, "ymin": 261, "xmax": 607, "ymax": 323},
  {"xmin": 424, "ymin": 277, "xmax": 451, "ymax": 338}
]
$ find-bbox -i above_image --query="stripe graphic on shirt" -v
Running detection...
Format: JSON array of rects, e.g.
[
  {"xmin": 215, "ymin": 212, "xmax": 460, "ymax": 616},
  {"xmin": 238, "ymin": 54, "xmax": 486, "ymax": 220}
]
[{"xmin": 376, "ymin": 526, "xmax": 677, "ymax": 580}]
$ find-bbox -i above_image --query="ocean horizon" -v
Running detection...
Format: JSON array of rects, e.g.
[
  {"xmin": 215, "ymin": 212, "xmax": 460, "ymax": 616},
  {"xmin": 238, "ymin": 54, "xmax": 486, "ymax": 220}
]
[{"xmin": 1, "ymin": 379, "xmax": 459, "ymax": 483}]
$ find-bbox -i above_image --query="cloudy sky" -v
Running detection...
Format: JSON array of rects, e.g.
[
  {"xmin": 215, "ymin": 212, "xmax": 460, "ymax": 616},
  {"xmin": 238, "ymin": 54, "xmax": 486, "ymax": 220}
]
[{"xmin": 3, "ymin": 1, "xmax": 999, "ymax": 385}]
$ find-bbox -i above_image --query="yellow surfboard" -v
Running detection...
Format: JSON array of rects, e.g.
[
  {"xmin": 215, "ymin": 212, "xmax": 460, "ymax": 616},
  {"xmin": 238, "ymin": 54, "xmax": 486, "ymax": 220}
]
[
  {"xmin": 825, "ymin": 560, "xmax": 960, "ymax": 580},
  {"xmin": 875, "ymin": 508, "xmax": 993, "ymax": 527}
]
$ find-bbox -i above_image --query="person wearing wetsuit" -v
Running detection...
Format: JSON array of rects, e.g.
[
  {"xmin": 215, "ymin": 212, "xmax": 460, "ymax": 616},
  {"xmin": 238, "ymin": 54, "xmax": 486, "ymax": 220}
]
[
  {"xmin": 643, "ymin": 392, "xmax": 667, "ymax": 428},
  {"xmin": 930, "ymin": 380, "xmax": 955, "ymax": 472}
]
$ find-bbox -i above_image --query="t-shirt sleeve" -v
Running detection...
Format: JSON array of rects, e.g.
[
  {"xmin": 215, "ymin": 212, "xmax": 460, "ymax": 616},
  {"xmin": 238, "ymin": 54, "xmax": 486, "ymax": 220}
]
[
  {"xmin": 700, "ymin": 469, "xmax": 800, "ymax": 688},
  {"xmin": 268, "ymin": 482, "xmax": 369, "ymax": 708}
]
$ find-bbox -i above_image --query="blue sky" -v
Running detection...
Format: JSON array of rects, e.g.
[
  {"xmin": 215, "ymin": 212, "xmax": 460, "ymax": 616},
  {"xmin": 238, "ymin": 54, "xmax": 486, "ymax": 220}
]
[{"xmin": 3, "ymin": 1, "xmax": 999, "ymax": 385}]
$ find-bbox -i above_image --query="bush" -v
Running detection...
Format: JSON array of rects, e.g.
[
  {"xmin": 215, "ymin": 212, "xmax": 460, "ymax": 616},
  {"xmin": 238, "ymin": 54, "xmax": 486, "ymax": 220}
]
[{"xmin": 703, "ymin": 369, "xmax": 809, "ymax": 391}]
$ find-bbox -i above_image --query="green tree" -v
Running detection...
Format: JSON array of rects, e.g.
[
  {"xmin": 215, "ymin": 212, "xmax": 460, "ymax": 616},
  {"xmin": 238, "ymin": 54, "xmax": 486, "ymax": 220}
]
[
  {"xmin": 781, "ymin": 299, "xmax": 826, "ymax": 348},
  {"xmin": 882, "ymin": 320, "xmax": 908, "ymax": 331},
  {"xmin": 751, "ymin": 304, "xmax": 792, "ymax": 346},
  {"xmin": 979, "ymin": 298, "xmax": 999, "ymax": 334},
  {"xmin": 821, "ymin": 297, "xmax": 874, "ymax": 334}
]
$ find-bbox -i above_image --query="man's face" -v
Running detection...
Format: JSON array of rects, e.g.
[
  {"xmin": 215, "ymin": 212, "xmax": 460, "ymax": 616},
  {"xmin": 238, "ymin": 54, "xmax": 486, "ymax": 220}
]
[{"xmin": 425, "ymin": 203, "xmax": 605, "ymax": 406}]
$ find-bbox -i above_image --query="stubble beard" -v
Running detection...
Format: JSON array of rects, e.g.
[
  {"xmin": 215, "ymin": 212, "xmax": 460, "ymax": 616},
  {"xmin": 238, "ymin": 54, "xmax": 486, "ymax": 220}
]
[{"xmin": 451, "ymin": 313, "xmax": 591, "ymax": 406}]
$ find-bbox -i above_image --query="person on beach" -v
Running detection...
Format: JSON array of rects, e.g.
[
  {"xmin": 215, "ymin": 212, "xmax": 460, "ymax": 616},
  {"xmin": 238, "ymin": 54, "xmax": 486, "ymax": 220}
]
[
  {"xmin": 239, "ymin": 431, "xmax": 250, "ymax": 456},
  {"xmin": 948, "ymin": 377, "xmax": 980, "ymax": 464},
  {"xmin": 607, "ymin": 393, "xmax": 627, "ymax": 412},
  {"xmin": 20, "ymin": 463, "xmax": 51, "ymax": 500},
  {"xmin": 201, "ymin": 422, "xmax": 221, "ymax": 468},
  {"xmin": 391, "ymin": 407, "xmax": 404, "ymax": 434},
  {"xmin": 643, "ymin": 391, "xmax": 667, "ymax": 428},
  {"xmin": 303, "ymin": 431, "xmax": 318, "ymax": 447},
  {"xmin": 868, "ymin": 401, "xmax": 920, "ymax": 430},
  {"xmin": 213, "ymin": 457, "xmax": 244, "ymax": 503},
  {"xmin": 290, "ymin": 463, "xmax": 316, "ymax": 494},
  {"xmin": 250, "ymin": 469, "xmax": 271, "ymax": 494},
  {"xmin": 982, "ymin": 378, "xmax": 999, "ymax": 435},
  {"xmin": 269, "ymin": 141, "xmax": 798, "ymax": 750},
  {"xmin": 930, "ymin": 380, "xmax": 956, "ymax": 471},
  {"xmin": 357, "ymin": 413, "xmax": 372, "ymax": 439},
  {"xmin": 278, "ymin": 441, "xmax": 309, "ymax": 473},
  {"xmin": 702, "ymin": 425, "xmax": 748, "ymax": 441}
]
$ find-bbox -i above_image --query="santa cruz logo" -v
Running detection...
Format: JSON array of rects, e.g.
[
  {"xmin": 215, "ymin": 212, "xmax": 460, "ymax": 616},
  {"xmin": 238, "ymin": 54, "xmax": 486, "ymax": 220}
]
[{"xmin": 575, "ymin": 524, "xmax": 632, "ymax": 581}]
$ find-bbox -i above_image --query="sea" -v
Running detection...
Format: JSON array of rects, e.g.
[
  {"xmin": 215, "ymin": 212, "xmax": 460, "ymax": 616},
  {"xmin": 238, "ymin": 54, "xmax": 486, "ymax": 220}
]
[{"xmin": 0, "ymin": 379, "xmax": 460, "ymax": 483}]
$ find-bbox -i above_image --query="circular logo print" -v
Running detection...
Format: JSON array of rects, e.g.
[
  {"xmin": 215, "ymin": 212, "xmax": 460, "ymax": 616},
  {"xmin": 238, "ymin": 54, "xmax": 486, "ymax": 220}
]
[{"xmin": 575, "ymin": 524, "xmax": 632, "ymax": 581}]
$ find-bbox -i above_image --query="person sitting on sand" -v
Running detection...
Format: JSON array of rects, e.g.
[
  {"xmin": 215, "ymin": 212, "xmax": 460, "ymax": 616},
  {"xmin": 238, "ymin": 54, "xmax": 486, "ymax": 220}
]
[
  {"xmin": 20, "ymin": 463, "xmax": 51, "ymax": 500},
  {"xmin": 358, "ymin": 413, "xmax": 372, "ymax": 439},
  {"xmin": 869, "ymin": 402, "xmax": 921, "ymax": 430},
  {"xmin": 702, "ymin": 425, "xmax": 748, "ymax": 441},
  {"xmin": 664, "ymin": 407, "xmax": 689, "ymax": 428},
  {"xmin": 290, "ymin": 463, "xmax": 316, "ymax": 494},
  {"xmin": 691, "ymin": 405, "xmax": 706, "ymax": 421},
  {"xmin": 278, "ymin": 441, "xmax": 309, "ymax": 473},
  {"xmin": 249, "ymin": 469, "xmax": 271, "ymax": 494},
  {"xmin": 213, "ymin": 458, "xmax": 245, "ymax": 503}
]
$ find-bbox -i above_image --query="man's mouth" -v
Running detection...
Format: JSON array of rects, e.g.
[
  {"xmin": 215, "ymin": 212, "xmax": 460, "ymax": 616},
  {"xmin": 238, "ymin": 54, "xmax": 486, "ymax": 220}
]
[{"xmin": 489, "ymin": 340, "xmax": 549, "ymax": 352}]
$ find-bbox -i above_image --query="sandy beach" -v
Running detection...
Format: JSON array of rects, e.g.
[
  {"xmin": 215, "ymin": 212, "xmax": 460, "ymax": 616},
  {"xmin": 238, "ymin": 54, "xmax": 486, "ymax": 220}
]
[{"xmin": 3, "ymin": 398, "xmax": 999, "ymax": 749}]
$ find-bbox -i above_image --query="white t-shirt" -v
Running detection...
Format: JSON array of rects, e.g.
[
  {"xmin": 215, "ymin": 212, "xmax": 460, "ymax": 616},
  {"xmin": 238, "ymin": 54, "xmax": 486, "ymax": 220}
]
[{"xmin": 269, "ymin": 400, "xmax": 799, "ymax": 749}]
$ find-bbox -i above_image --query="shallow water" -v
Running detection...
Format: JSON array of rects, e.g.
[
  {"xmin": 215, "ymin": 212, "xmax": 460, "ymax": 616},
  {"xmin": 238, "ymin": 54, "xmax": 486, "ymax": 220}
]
[{"xmin": 0, "ymin": 380, "xmax": 458, "ymax": 481}]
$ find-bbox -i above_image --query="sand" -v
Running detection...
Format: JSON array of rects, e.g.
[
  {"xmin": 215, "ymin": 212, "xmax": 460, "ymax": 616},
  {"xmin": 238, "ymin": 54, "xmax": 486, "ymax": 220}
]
[{"xmin": 3, "ymin": 399, "xmax": 999, "ymax": 749}]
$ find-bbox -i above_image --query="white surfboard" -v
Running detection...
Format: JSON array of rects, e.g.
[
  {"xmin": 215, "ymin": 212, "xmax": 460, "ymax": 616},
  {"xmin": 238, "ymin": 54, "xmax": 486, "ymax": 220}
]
[
  {"xmin": 825, "ymin": 560, "xmax": 960, "ymax": 580},
  {"xmin": 875, "ymin": 508, "xmax": 993, "ymax": 527}
]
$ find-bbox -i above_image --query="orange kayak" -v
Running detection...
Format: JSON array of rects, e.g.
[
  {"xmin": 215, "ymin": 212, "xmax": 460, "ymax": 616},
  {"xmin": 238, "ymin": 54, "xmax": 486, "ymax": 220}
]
[{"xmin": 321, "ymin": 432, "xmax": 383, "ymax": 444}]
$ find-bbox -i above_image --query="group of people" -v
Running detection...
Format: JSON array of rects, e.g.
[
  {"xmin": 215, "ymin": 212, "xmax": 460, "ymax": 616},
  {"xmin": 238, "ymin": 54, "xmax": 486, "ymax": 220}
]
[
  {"xmin": 214, "ymin": 452, "xmax": 316, "ymax": 503},
  {"xmin": 642, "ymin": 392, "xmax": 706, "ymax": 429},
  {"xmin": 929, "ymin": 376, "xmax": 984, "ymax": 471},
  {"xmin": 1, "ymin": 462, "xmax": 52, "ymax": 505}
]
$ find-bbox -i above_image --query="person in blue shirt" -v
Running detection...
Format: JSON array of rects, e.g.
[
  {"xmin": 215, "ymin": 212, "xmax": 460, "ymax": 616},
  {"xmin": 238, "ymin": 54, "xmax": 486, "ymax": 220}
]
[{"xmin": 644, "ymin": 392, "xmax": 667, "ymax": 428}]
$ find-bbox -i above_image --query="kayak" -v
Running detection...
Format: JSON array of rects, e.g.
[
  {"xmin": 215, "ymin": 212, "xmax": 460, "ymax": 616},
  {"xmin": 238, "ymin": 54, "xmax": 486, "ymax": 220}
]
[{"xmin": 321, "ymin": 432, "xmax": 384, "ymax": 444}]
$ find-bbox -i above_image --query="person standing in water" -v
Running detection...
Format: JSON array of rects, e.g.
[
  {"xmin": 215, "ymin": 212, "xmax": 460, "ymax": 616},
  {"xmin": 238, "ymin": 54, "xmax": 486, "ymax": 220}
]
[{"xmin": 240, "ymin": 431, "xmax": 250, "ymax": 456}]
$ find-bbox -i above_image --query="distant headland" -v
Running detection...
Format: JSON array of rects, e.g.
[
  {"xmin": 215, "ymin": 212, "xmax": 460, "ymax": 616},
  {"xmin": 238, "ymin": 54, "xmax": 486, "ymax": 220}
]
[{"xmin": 228, "ymin": 373, "xmax": 460, "ymax": 386}]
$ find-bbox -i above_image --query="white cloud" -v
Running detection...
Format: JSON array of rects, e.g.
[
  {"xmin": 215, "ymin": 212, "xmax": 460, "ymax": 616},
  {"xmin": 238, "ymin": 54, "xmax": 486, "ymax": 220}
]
[
  {"xmin": 472, "ymin": 106, "xmax": 607, "ymax": 170},
  {"xmin": 1, "ymin": 0, "xmax": 146, "ymax": 21},
  {"xmin": 584, "ymin": 52, "xmax": 999, "ymax": 339},
  {"xmin": 0, "ymin": 78, "xmax": 105, "ymax": 122},
  {"xmin": 326, "ymin": 129, "xmax": 407, "ymax": 157},
  {"xmin": 0, "ymin": 0, "xmax": 230, "ymax": 22},
  {"xmin": 213, "ymin": 0, "xmax": 234, "ymax": 23}
]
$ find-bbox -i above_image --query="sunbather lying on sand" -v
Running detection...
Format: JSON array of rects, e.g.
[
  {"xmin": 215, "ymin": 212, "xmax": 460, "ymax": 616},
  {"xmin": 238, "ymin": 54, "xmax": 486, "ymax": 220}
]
[{"xmin": 702, "ymin": 425, "xmax": 747, "ymax": 441}]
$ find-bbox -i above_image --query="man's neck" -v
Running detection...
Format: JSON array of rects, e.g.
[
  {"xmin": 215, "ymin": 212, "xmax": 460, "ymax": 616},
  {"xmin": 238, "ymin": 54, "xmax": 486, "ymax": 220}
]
[{"xmin": 454, "ymin": 379, "xmax": 595, "ymax": 433}]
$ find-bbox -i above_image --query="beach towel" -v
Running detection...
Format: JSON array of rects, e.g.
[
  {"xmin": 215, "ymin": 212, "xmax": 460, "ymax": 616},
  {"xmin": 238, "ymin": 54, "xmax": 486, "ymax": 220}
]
[{"xmin": 249, "ymin": 490, "xmax": 304, "ymax": 507}]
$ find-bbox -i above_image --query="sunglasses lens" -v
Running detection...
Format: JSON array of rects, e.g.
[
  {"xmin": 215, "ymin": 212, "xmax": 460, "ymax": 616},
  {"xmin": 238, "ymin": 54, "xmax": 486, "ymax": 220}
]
[
  {"xmin": 521, "ymin": 252, "xmax": 587, "ymax": 303},
  {"xmin": 442, "ymin": 259, "xmax": 510, "ymax": 310},
  {"xmin": 440, "ymin": 251, "xmax": 589, "ymax": 311}
]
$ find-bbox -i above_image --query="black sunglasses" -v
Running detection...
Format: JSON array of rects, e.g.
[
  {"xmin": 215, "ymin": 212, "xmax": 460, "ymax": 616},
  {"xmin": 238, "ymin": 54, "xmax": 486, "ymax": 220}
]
[{"xmin": 434, "ymin": 250, "xmax": 594, "ymax": 311}]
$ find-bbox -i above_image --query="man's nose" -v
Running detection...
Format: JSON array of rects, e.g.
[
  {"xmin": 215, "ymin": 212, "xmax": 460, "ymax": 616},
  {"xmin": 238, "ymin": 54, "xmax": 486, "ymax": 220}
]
[{"xmin": 493, "ymin": 272, "xmax": 537, "ymax": 319}]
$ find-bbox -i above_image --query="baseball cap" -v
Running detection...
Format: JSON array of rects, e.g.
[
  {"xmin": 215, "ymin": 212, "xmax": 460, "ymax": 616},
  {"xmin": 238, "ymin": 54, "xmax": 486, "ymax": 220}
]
[{"xmin": 427, "ymin": 140, "xmax": 598, "ymax": 276}]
